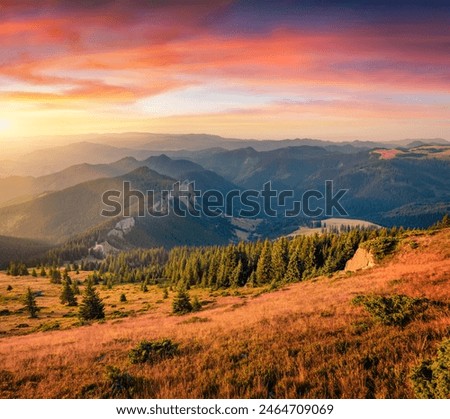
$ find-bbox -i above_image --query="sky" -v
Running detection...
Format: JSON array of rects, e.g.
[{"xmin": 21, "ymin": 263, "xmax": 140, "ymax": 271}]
[{"xmin": 0, "ymin": 0, "xmax": 449, "ymax": 142}]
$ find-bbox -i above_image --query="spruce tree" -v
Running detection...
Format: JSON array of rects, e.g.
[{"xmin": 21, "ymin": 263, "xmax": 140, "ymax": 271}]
[
  {"xmin": 71, "ymin": 281, "xmax": 80, "ymax": 295},
  {"xmin": 60, "ymin": 280, "xmax": 77, "ymax": 306},
  {"xmin": 271, "ymin": 237, "xmax": 289, "ymax": 283},
  {"xmin": 79, "ymin": 280, "xmax": 105, "ymax": 320},
  {"xmin": 230, "ymin": 260, "xmax": 243, "ymax": 288},
  {"xmin": 50, "ymin": 268, "xmax": 62, "ymax": 284},
  {"xmin": 19, "ymin": 263, "xmax": 29, "ymax": 276},
  {"xmin": 256, "ymin": 240, "xmax": 273, "ymax": 284},
  {"xmin": 23, "ymin": 287, "xmax": 39, "ymax": 318},
  {"xmin": 284, "ymin": 247, "xmax": 302, "ymax": 282},
  {"xmin": 172, "ymin": 288, "xmax": 192, "ymax": 315},
  {"xmin": 247, "ymin": 270, "xmax": 257, "ymax": 287}
]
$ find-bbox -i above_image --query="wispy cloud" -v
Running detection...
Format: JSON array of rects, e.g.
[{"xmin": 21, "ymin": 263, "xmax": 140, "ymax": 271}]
[{"xmin": 0, "ymin": 0, "xmax": 448, "ymax": 139}]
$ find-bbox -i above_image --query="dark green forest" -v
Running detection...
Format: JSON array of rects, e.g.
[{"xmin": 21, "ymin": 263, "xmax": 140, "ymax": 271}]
[{"xmin": 42, "ymin": 227, "xmax": 403, "ymax": 290}]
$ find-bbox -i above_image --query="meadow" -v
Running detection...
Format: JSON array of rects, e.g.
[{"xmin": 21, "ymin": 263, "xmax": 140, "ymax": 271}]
[{"xmin": 0, "ymin": 229, "xmax": 449, "ymax": 398}]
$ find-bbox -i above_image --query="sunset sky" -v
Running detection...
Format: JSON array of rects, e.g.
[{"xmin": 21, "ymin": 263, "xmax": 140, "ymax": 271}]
[{"xmin": 0, "ymin": 0, "xmax": 449, "ymax": 141}]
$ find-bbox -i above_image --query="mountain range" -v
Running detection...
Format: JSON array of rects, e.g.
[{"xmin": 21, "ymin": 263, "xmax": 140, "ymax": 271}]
[
  {"xmin": 0, "ymin": 134, "xmax": 448, "ymax": 260},
  {"xmin": 2, "ymin": 133, "xmax": 448, "ymax": 177}
]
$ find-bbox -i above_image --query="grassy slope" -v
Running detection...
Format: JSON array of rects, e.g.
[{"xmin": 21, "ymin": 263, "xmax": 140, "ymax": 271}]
[{"xmin": 0, "ymin": 228, "xmax": 449, "ymax": 398}]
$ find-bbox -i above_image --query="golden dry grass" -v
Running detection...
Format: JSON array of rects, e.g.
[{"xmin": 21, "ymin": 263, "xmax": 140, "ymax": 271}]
[{"xmin": 0, "ymin": 229, "xmax": 449, "ymax": 399}]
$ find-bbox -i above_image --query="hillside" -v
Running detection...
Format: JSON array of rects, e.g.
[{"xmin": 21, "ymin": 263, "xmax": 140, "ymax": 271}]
[
  {"xmin": 190, "ymin": 146, "xmax": 450, "ymax": 227},
  {"xmin": 0, "ymin": 167, "xmax": 175, "ymax": 243},
  {"xmin": 0, "ymin": 154, "xmax": 236, "ymax": 208},
  {"xmin": 0, "ymin": 228, "xmax": 449, "ymax": 398},
  {"xmin": 0, "ymin": 157, "xmax": 143, "ymax": 207},
  {"xmin": 0, "ymin": 165, "xmax": 235, "ymax": 248},
  {"xmin": 0, "ymin": 142, "xmax": 153, "ymax": 177},
  {"xmin": 0, "ymin": 236, "xmax": 50, "ymax": 269}
]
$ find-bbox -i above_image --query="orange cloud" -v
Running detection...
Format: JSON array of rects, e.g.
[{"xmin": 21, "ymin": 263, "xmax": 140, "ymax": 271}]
[{"xmin": 0, "ymin": 2, "xmax": 448, "ymax": 139}]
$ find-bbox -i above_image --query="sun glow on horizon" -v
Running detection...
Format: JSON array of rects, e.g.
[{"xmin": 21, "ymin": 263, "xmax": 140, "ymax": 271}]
[
  {"xmin": 0, "ymin": 1, "xmax": 448, "ymax": 142},
  {"xmin": 0, "ymin": 119, "xmax": 11, "ymax": 133}
]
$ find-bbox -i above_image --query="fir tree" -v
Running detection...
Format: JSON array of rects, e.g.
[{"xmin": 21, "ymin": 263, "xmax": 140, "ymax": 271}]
[
  {"xmin": 60, "ymin": 280, "xmax": 77, "ymax": 306},
  {"xmin": 71, "ymin": 281, "xmax": 80, "ymax": 295},
  {"xmin": 79, "ymin": 280, "xmax": 105, "ymax": 321},
  {"xmin": 247, "ymin": 270, "xmax": 257, "ymax": 287},
  {"xmin": 23, "ymin": 287, "xmax": 39, "ymax": 318},
  {"xmin": 271, "ymin": 237, "xmax": 289, "ymax": 283},
  {"xmin": 172, "ymin": 288, "xmax": 192, "ymax": 315},
  {"xmin": 230, "ymin": 260, "xmax": 243, "ymax": 288},
  {"xmin": 284, "ymin": 246, "xmax": 302, "ymax": 282},
  {"xmin": 256, "ymin": 240, "xmax": 273, "ymax": 284},
  {"xmin": 50, "ymin": 268, "xmax": 62, "ymax": 284}
]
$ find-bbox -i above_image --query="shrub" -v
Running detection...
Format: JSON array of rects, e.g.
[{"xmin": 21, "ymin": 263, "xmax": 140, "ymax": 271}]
[
  {"xmin": 129, "ymin": 339, "xmax": 179, "ymax": 364},
  {"xmin": 352, "ymin": 294, "xmax": 429, "ymax": 327},
  {"xmin": 6, "ymin": 285, "xmax": 12, "ymax": 291},
  {"xmin": 411, "ymin": 339, "xmax": 450, "ymax": 398},
  {"xmin": 105, "ymin": 366, "xmax": 136, "ymax": 398},
  {"xmin": 192, "ymin": 296, "xmax": 202, "ymax": 312},
  {"xmin": 37, "ymin": 322, "xmax": 60, "ymax": 332},
  {"xmin": 120, "ymin": 293, "xmax": 127, "ymax": 303},
  {"xmin": 360, "ymin": 237, "xmax": 398, "ymax": 261}
]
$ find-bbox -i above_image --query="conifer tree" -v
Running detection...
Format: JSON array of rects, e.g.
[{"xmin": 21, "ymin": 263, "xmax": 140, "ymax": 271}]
[
  {"xmin": 79, "ymin": 280, "xmax": 105, "ymax": 320},
  {"xmin": 256, "ymin": 240, "xmax": 273, "ymax": 284},
  {"xmin": 60, "ymin": 280, "xmax": 77, "ymax": 306},
  {"xmin": 284, "ymin": 246, "xmax": 302, "ymax": 282},
  {"xmin": 23, "ymin": 287, "xmax": 39, "ymax": 318},
  {"xmin": 271, "ymin": 237, "xmax": 289, "ymax": 283},
  {"xmin": 172, "ymin": 288, "xmax": 192, "ymax": 315},
  {"xmin": 230, "ymin": 260, "xmax": 243, "ymax": 288},
  {"xmin": 247, "ymin": 270, "xmax": 257, "ymax": 287},
  {"xmin": 50, "ymin": 268, "xmax": 62, "ymax": 284}
]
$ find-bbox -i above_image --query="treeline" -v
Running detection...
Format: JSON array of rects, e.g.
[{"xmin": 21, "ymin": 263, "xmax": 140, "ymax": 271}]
[
  {"xmin": 163, "ymin": 228, "xmax": 388, "ymax": 289},
  {"xmin": 98, "ymin": 248, "xmax": 168, "ymax": 284},
  {"xmin": 6, "ymin": 226, "xmax": 410, "ymax": 290},
  {"xmin": 83, "ymin": 227, "xmax": 401, "ymax": 290}
]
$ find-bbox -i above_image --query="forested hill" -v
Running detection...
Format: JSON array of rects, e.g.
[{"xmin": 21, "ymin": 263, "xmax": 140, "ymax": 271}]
[{"xmin": 45, "ymin": 226, "xmax": 403, "ymax": 291}]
